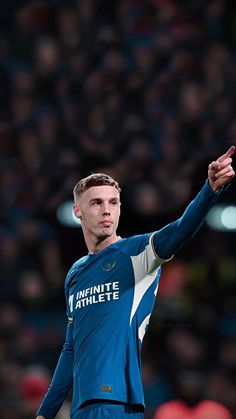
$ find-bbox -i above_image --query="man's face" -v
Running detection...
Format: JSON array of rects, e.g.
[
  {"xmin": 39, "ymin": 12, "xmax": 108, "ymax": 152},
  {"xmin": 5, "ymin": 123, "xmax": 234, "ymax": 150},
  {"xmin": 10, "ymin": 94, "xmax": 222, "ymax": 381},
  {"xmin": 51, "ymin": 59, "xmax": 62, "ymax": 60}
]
[{"xmin": 73, "ymin": 185, "xmax": 121, "ymax": 239}]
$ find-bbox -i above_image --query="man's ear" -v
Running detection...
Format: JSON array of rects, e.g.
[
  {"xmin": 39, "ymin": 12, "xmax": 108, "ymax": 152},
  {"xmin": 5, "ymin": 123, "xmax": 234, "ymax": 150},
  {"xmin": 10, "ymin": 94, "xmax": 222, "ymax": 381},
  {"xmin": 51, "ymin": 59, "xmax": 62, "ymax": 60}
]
[{"xmin": 73, "ymin": 203, "xmax": 81, "ymax": 219}]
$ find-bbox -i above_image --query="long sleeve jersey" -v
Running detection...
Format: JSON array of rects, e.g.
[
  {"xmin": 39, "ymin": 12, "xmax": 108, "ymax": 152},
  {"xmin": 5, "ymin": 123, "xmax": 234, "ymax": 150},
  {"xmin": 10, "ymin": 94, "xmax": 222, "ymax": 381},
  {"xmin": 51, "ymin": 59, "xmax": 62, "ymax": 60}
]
[{"xmin": 37, "ymin": 180, "xmax": 221, "ymax": 419}]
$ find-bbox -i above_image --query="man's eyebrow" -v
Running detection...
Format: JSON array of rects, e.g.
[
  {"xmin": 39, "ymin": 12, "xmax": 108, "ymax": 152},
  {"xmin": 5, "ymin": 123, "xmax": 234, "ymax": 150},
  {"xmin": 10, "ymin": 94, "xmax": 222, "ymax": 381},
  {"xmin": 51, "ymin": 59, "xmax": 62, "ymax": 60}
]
[
  {"xmin": 89, "ymin": 197, "xmax": 119, "ymax": 203},
  {"xmin": 89, "ymin": 198, "xmax": 103, "ymax": 203}
]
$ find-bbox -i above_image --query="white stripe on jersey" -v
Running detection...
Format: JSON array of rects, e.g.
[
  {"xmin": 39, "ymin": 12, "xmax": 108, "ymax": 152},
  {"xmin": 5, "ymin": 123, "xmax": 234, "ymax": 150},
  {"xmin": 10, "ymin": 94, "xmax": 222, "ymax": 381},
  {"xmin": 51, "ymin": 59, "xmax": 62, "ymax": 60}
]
[
  {"xmin": 138, "ymin": 314, "xmax": 151, "ymax": 342},
  {"xmin": 129, "ymin": 234, "xmax": 163, "ymax": 325}
]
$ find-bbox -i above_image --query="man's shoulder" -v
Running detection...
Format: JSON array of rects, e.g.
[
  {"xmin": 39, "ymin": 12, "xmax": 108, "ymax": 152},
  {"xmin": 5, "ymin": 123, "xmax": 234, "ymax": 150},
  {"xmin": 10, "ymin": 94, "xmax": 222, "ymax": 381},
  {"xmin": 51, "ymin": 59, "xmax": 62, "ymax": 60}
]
[
  {"xmin": 115, "ymin": 233, "xmax": 153, "ymax": 256},
  {"xmin": 64, "ymin": 256, "xmax": 89, "ymax": 288},
  {"xmin": 69, "ymin": 255, "xmax": 88, "ymax": 271}
]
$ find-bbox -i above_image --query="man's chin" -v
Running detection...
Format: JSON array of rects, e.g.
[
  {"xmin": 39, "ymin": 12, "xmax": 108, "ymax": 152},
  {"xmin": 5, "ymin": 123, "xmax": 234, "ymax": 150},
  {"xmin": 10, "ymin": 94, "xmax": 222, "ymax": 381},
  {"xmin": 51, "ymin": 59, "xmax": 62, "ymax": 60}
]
[{"xmin": 97, "ymin": 229, "xmax": 113, "ymax": 240}]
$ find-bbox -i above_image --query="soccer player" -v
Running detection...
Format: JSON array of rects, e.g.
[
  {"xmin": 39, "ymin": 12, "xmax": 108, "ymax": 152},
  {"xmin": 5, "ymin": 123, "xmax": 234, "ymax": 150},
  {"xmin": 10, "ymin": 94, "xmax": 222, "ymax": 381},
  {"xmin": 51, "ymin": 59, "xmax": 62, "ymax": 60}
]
[{"xmin": 36, "ymin": 146, "xmax": 235, "ymax": 419}]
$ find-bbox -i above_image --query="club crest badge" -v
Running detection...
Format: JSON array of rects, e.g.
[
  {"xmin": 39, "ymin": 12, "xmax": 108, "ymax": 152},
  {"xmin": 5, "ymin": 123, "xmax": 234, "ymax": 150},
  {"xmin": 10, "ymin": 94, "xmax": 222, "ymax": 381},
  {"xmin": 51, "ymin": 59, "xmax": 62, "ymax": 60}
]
[{"xmin": 102, "ymin": 257, "xmax": 117, "ymax": 271}]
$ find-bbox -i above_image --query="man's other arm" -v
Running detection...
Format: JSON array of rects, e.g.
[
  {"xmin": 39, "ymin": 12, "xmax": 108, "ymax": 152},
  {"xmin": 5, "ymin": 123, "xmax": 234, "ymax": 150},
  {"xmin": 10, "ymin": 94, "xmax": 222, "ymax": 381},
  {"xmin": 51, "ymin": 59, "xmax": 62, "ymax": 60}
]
[{"xmin": 36, "ymin": 321, "xmax": 73, "ymax": 419}]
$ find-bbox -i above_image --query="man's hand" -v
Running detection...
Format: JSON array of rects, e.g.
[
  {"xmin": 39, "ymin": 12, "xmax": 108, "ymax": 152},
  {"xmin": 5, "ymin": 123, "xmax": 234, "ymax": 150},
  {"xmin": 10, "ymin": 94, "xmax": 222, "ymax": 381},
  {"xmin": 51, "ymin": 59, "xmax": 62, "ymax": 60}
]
[{"xmin": 208, "ymin": 145, "xmax": 235, "ymax": 192}]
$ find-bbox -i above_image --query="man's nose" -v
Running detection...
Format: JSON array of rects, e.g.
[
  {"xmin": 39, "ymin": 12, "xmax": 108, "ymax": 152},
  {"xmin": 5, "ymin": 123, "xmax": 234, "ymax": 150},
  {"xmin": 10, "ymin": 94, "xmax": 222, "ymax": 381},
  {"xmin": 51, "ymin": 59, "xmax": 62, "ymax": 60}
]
[{"xmin": 102, "ymin": 203, "xmax": 111, "ymax": 214}]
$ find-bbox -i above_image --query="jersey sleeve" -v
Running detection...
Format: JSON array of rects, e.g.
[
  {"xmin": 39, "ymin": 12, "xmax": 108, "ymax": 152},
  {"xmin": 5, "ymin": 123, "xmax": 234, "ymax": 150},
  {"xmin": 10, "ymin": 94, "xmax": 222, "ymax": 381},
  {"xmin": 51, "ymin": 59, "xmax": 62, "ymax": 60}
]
[
  {"xmin": 134, "ymin": 232, "xmax": 173, "ymax": 274},
  {"xmin": 36, "ymin": 280, "xmax": 73, "ymax": 418},
  {"xmin": 122, "ymin": 232, "xmax": 172, "ymax": 277},
  {"xmin": 153, "ymin": 179, "xmax": 222, "ymax": 259},
  {"xmin": 36, "ymin": 322, "xmax": 73, "ymax": 418}
]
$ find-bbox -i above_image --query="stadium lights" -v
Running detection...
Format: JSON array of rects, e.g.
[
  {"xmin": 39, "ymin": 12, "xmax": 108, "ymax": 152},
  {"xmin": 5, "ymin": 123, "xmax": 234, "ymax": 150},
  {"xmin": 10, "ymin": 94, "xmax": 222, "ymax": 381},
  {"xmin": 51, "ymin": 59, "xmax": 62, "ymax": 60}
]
[
  {"xmin": 56, "ymin": 200, "xmax": 81, "ymax": 228},
  {"xmin": 206, "ymin": 205, "xmax": 236, "ymax": 232}
]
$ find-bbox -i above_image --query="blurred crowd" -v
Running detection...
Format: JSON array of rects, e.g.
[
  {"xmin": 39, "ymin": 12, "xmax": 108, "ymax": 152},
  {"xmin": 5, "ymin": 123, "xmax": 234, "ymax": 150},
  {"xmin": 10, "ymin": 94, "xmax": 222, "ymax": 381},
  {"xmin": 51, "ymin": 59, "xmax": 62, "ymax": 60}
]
[{"xmin": 0, "ymin": 0, "xmax": 236, "ymax": 418}]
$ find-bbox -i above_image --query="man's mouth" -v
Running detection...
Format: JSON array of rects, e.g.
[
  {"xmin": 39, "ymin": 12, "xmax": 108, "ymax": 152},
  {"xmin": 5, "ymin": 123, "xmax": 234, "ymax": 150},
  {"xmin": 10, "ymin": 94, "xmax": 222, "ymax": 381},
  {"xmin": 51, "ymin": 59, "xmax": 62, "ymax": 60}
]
[{"xmin": 100, "ymin": 220, "xmax": 112, "ymax": 226}]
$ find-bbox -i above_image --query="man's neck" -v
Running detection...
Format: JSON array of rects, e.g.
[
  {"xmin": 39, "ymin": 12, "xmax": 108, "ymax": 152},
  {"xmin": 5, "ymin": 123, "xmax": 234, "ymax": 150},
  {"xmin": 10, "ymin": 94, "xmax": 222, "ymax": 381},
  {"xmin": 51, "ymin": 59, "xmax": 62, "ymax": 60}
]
[{"xmin": 86, "ymin": 234, "xmax": 121, "ymax": 254}]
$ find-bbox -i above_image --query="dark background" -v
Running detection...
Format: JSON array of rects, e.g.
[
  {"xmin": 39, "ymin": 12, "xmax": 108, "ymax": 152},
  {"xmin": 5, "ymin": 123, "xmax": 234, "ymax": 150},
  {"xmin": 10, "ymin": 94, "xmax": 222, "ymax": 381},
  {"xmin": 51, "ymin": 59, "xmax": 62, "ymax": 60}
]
[{"xmin": 0, "ymin": 0, "xmax": 236, "ymax": 418}]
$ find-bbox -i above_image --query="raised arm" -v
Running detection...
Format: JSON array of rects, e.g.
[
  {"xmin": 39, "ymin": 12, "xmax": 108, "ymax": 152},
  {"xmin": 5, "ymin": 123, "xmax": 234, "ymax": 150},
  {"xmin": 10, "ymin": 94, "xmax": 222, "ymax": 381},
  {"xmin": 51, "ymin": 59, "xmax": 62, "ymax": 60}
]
[
  {"xmin": 36, "ymin": 321, "xmax": 73, "ymax": 419},
  {"xmin": 154, "ymin": 146, "xmax": 235, "ymax": 260}
]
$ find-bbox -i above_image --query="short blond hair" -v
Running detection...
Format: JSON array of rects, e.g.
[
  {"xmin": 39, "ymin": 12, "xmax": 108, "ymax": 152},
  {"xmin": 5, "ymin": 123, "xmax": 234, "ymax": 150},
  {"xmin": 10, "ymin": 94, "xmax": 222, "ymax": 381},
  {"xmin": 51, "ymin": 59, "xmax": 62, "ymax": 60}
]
[{"xmin": 73, "ymin": 173, "xmax": 121, "ymax": 201}]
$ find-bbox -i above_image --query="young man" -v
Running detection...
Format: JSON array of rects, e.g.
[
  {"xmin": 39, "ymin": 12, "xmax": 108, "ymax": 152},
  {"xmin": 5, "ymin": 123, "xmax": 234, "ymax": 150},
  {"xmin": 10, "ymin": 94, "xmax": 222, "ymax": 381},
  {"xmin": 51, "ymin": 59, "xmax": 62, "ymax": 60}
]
[{"xmin": 36, "ymin": 146, "xmax": 235, "ymax": 419}]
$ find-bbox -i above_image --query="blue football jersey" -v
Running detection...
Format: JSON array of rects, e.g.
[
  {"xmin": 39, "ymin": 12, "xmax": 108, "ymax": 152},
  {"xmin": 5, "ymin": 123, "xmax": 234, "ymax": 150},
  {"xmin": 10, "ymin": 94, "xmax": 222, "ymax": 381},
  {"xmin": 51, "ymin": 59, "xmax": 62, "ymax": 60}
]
[
  {"xmin": 37, "ymin": 180, "xmax": 222, "ymax": 419},
  {"xmin": 65, "ymin": 232, "xmax": 168, "ymax": 416}
]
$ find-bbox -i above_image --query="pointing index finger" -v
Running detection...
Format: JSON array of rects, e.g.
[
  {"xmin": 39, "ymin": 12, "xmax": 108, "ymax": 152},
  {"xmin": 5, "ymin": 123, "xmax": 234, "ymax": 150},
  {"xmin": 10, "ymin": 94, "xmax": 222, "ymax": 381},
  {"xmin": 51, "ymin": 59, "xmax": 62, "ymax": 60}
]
[{"xmin": 217, "ymin": 145, "xmax": 236, "ymax": 163}]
